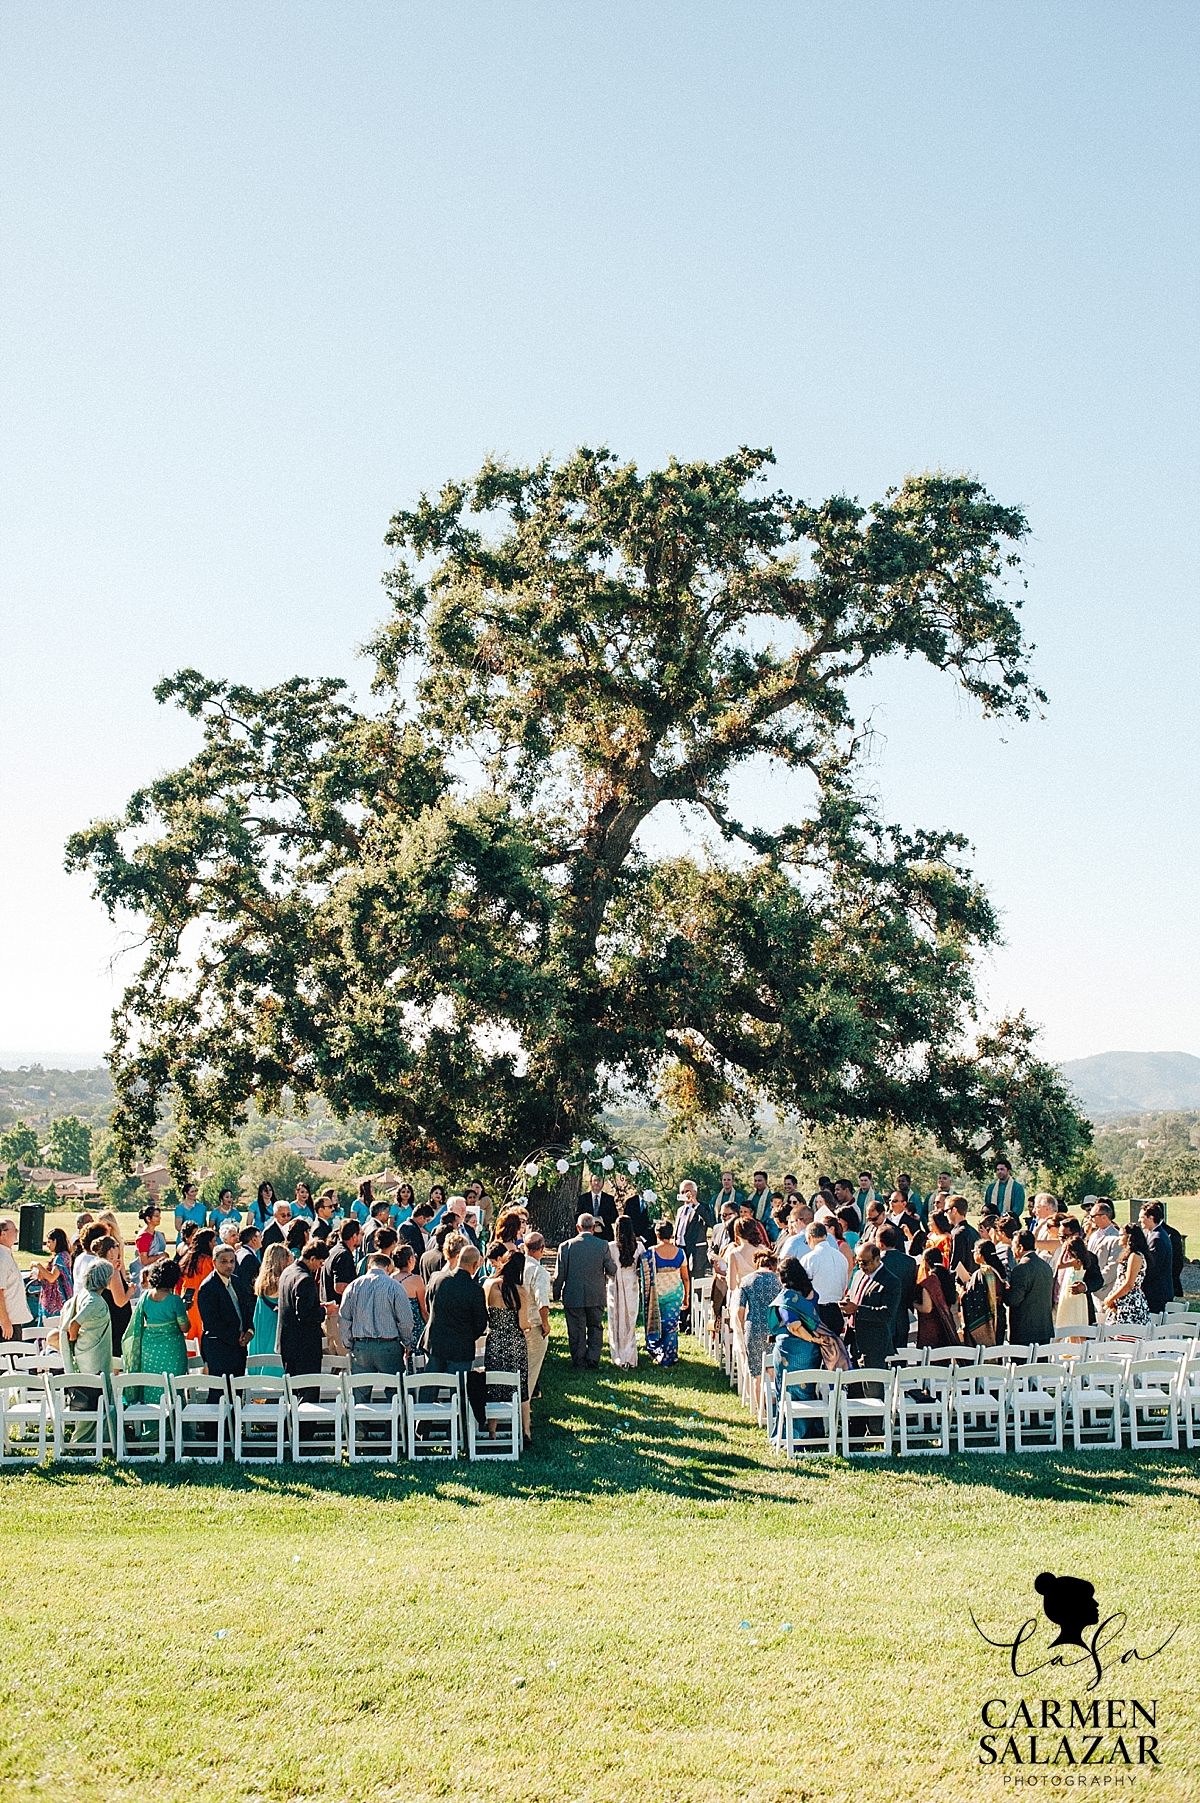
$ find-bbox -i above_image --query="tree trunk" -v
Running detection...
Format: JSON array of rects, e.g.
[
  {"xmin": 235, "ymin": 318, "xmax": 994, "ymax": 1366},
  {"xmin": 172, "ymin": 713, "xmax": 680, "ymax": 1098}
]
[{"xmin": 531, "ymin": 1165, "xmax": 581, "ymax": 1248}]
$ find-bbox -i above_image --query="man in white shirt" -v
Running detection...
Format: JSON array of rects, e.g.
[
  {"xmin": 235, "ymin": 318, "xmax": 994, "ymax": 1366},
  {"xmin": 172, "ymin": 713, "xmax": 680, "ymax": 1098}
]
[
  {"xmin": 522, "ymin": 1231, "xmax": 553, "ymax": 1400},
  {"xmin": 799, "ymin": 1222, "xmax": 849, "ymax": 1334},
  {"xmin": 0, "ymin": 1217, "xmax": 32, "ymax": 1342},
  {"xmin": 1085, "ymin": 1200, "xmax": 1123, "ymax": 1303},
  {"xmin": 775, "ymin": 1206, "xmax": 809, "ymax": 1264}
]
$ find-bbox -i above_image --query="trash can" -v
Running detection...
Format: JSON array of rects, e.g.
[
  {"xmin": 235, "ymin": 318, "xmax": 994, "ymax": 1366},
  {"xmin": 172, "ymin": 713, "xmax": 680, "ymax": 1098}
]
[{"xmin": 17, "ymin": 1201, "xmax": 45, "ymax": 1255}]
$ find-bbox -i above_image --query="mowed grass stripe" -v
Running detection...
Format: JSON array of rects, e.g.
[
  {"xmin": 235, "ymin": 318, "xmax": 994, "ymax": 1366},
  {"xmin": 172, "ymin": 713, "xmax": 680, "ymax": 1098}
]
[{"xmin": 0, "ymin": 1327, "xmax": 1197, "ymax": 1803}]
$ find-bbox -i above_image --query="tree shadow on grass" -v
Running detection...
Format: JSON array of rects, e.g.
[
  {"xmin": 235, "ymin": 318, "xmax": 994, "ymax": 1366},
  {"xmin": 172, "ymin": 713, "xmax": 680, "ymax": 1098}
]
[{"xmin": 8, "ymin": 1339, "xmax": 1199, "ymax": 1510}]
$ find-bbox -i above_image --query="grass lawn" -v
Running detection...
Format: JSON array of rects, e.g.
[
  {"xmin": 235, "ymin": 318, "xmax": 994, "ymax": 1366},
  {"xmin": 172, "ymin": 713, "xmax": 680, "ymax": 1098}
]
[{"xmin": 0, "ymin": 1327, "xmax": 1197, "ymax": 1803}]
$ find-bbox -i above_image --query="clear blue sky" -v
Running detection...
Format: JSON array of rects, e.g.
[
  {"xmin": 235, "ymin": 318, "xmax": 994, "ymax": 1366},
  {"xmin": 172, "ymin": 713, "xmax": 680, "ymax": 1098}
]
[{"xmin": 2, "ymin": 1, "xmax": 1197, "ymax": 1067}]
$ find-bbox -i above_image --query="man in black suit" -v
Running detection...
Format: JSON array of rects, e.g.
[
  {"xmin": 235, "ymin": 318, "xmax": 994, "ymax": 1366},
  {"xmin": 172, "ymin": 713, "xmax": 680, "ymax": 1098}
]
[
  {"xmin": 577, "ymin": 1174, "xmax": 618, "ymax": 1241},
  {"xmin": 198, "ymin": 1244, "xmax": 253, "ymax": 1380},
  {"xmin": 277, "ymin": 1242, "xmax": 328, "ymax": 1401},
  {"xmin": 398, "ymin": 1203, "xmax": 435, "ymax": 1261},
  {"xmin": 947, "ymin": 1200, "xmax": 980, "ymax": 1285},
  {"xmin": 1139, "ymin": 1204, "xmax": 1175, "ymax": 1313},
  {"xmin": 260, "ymin": 1201, "xmax": 294, "ymax": 1249},
  {"xmin": 552, "ymin": 1214, "xmax": 617, "ymax": 1368},
  {"xmin": 1006, "ymin": 1231, "xmax": 1054, "ymax": 1344},
  {"xmin": 360, "ymin": 1200, "xmax": 393, "ymax": 1257},
  {"xmin": 840, "ymin": 1241, "xmax": 898, "ymax": 1368},
  {"xmin": 425, "ymin": 1245, "xmax": 489, "ymax": 1371},
  {"xmin": 877, "ymin": 1226, "xmax": 917, "ymax": 1350},
  {"xmin": 233, "ymin": 1227, "xmax": 261, "ymax": 1323}
]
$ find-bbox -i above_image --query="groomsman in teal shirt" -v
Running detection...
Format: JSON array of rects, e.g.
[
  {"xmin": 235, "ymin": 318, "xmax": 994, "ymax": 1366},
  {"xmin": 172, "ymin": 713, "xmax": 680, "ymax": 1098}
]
[{"xmin": 983, "ymin": 1159, "xmax": 1025, "ymax": 1217}]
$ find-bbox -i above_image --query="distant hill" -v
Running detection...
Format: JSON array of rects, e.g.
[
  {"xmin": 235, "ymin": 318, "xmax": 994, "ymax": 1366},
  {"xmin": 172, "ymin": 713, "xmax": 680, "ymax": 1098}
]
[{"xmin": 1060, "ymin": 1051, "xmax": 1200, "ymax": 1119}]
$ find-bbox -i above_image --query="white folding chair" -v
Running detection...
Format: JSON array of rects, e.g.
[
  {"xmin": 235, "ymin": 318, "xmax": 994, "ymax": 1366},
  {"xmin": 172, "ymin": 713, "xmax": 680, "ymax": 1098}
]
[
  {"xmin": 171, "ymin": 1374, "xmax": 230, "ymax": 1463},
  {"xmin": 952, "ymin": 1365, "xmax": 1008, "ymax": 1453},
  {"xmin": 231, "ymin": 1375, "xmax": 289, "ymax": 1463},
  {"xmin": 1102, "ymin": 1322, "xmax": 1150, "ymax": 1344},
  {"xmin": 1141, "ymin": 1337, "xmax": 1193, "ymax": 1359},
  {"xmin": 980, "ymin": 1344, "xmax": 1029, "ymax": 1368},
  {"xmin": 1010, "ymin": 1364, "xmax": 1067, "ymax": 1452},
  {"xmin": 838, "ymin": 1368, "xmax": 896, "ymax": 1457},
  {"xmin": 467, "ymin": 1370, "xmax": 521, "ymax": 1461},
  {"xmin": 245, "ymin": 1353, "xmax": 284, "ymax": 1376},
  {"xmin": 926, "ymin": 1346, "xmax": 979, "ymax": 1368},
  {"xmin": 403, "ymin": 1373, "xmax": 460, "ymax": 1459},
  {"xmin": 886, "ymin": 1348, "xmax": 927, "ymax": 1369},
  {"xmin": 48, "ymin": 1373, "xmax": 110, "ymax": 1462},
  {"xmin": 776, "ymin": 1371, "xmax": 840, "ymax": 1457},
  {"xmin": 757, "ymin": 1352, "xmax": 774, "ymax": 1429},
  {"xmin": 1163, "ymin": 1300, "xmax": 1192, "ymax": 1318},
  {"xmin": 895, "ymin": 1368, "xmax": 952, "ymax": 1456},
  {"xmin": 321, "ymin": 1353, "xmax": 351, "ymax": 1375},
  {"xmin": 1154, "ymin": 1317, "xmax": 1199, "ymax": 1339},
  {"xmin": 1054, "ymin": 1323, "xmax": 1100, "ymax": 1342},
  {"xmin": 112, "ymin": 1371, "xmax": 172, "ymax": 1463},
  {"xmin": 1126, "ymin": 1360, "xmax": 1179, "ymax": 1450},
  {"xmin": 0, "ymin": 1371, "xmax": 49, "ymax": 1464},
  {"xmin": 289, "ymin": 1376, "xmax": 344, "ymax": 1462},
  {"xmin": 691, "ymin": 1277, "xmax": 712, "ymax": 1339},
  {"xmin": 1179, "ymin": 1358, "xmax": 1200, "ymax": 1450},
  {"xmin": 345, "ymin": 1374, "xmax": 403, "ymax": 1462},
  {"xmin": 1069, "ymin": 1360, "xmax": 1123, "ymax": 1450}
]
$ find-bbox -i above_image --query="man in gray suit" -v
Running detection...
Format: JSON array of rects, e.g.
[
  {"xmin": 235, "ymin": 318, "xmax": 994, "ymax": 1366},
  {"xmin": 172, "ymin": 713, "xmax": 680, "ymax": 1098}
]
[
  {"xmin": 551, "ymin": 1214, "xmax": 617, "ymax": 1369},
  {"xmin": 1006, "ymin": 1231, "xmax": 1054, "ymax": 1345}
]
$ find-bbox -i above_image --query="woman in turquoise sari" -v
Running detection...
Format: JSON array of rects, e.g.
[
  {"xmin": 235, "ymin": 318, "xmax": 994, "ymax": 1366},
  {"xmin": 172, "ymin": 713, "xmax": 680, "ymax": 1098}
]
[
  {"xmin": 121, "ymin": 1259, "xmax": 190, "ymax": 1405},
  {"xmin": 641, "ymin": 1220, "xmax": 689, "ymax": 1366},
  {"xmin": 769, "ymin": 1258, "xmax": 825, "ymax": 1436},
  {"xmin": 250, "ymin": 1243, "xmax": 291, "ymax": 1357},
  {"xmin": 59, "ymin": 1261, "xmax": 115, "ymax": 1442}
]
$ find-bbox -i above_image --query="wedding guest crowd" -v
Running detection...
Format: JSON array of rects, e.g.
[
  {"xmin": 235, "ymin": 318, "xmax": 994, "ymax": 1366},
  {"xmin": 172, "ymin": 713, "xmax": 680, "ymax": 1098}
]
[{"xmin": 8, "ymin": 1151, "xmax": 1191, "ymax": 1462}]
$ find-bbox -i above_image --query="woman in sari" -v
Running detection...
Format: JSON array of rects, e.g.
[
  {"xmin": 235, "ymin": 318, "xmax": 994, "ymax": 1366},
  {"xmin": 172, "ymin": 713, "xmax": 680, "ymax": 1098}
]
[
  {"xmin": 768, "ymin": 1258, "xmax": 825, "ymax": 1434},
  {"xmin": 59, "ymin": 1261, "xmax": 115, "ymax": 1441},
  {"xmin": 121, "ymin": 1259, "xmax": 190, "ymax": 1404},
  {"xmin": 391, "ymin": 1182, "xmax": 416, "ymax": 1225},
  {"xmin": 641, "ymin": 1219, "xmax": 689, "ymax": 1366},
  {"xmin": 914, "ymin": 1246, "xmax": 960, "ymax": 1348},
  {"xmin": 959, "ymin": 1240, "xmax": 1008, "ymax": 1348},
  {"xmin": 606, "ymin": 1216, "xmax": 643, "ymax": 1369},
  {"xmin": 250, "ymin": 1243, "xmax": 291, "ymax": 1356},
  {"xmin": 29, "ymin": 1228, "xmax": 73, "ymax": 1318}
]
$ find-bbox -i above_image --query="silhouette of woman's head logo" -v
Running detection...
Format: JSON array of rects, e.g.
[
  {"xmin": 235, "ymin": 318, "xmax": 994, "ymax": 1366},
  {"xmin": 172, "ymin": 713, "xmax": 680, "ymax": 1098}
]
[{"xmin": 1034, "ymin": 1572, "xmax": 1100, "ymax": 1647}]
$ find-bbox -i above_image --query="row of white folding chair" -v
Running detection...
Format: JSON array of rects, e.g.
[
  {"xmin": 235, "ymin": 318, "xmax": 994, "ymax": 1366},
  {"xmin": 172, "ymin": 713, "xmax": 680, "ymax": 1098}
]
[
  {"xmin": 770, "ymin": 1357, "xmax": 1189, "ymax": 1459},
  {"xmin": 0, "ymin": 1371, "xmax": 112, "ymax": 1463}
]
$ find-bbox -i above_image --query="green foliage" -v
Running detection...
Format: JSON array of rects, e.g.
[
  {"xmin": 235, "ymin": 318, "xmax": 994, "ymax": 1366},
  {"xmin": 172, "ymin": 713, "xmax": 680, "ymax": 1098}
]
[
  {"xmin": 92, "ymin": 1131, "xmax": 143, "ymax": 1210},
  {"xmin": 199, "ymin": 1139, "xmax": 247, "ymax": 1206},
  {"xmin": 249, "ymin": 1143, "xmax": 318, "ymax": 1202},
  {"xmin": 68, "ymin": 446, "xmax": 1089, "ymax": 1197},
  {"xmin": 1132, "ymin": 1152, "xmax": 1200, "ymax": 1200},
  {"xmin": 0, "ymin": 1163, "xmax": 24, "ymax": 1205},
  {"xmin": 47, "ymin": 1114, "xmax": 94, "ymax": 1175},
  {"xmin": 1040, "ymin": 1146, "xmax": 1121, "ymax": 1209},
  {"xmin": 0, "ymin": 1121, "xmax": 38, "ymax": 1166}
]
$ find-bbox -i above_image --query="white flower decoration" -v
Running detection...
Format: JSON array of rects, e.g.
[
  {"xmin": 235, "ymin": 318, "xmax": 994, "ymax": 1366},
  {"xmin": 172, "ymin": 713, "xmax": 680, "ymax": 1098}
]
[
  {"xmin": 580, "ymin": 1138, "xmax": 595, "ymax": 1154},
  {"xmin": 601, "ymin": 1155, "xmax": 614, "ymax": 1170},
  {"xmin": 626, "ymin": 1158, "xmax": 640, "ymax": 1174},
  {"xmin": 523, "ymin": 1163, "xmax": 539, "ymax": 1178},
  {"xmin": 642, "ymin": 1189, "xmax": 657, "ymax": 1204},
  {"xmin": 555, "ymin": 1158, "xmax": 570, "ymax": 1174}
]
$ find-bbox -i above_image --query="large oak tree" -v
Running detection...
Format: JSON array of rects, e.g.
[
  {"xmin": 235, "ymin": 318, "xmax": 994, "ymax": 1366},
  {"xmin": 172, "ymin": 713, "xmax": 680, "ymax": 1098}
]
[{"xmin": 69, "ymin": 447, "xmax": 1088, "ymax": 1232}]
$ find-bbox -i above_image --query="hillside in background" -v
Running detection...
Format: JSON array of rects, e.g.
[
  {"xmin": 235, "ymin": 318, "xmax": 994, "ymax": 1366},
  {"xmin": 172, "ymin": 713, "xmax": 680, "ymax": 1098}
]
[{"xmin": 1059, "ymin": 1050, "xmax": 1200, "ymax": 1118}]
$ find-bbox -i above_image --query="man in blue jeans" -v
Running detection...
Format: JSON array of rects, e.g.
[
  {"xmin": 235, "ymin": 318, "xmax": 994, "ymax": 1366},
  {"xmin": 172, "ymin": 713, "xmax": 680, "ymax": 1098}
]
[{"xmin": 338, "ymin": 1254, "xmax": 415, "ymax": 1402}]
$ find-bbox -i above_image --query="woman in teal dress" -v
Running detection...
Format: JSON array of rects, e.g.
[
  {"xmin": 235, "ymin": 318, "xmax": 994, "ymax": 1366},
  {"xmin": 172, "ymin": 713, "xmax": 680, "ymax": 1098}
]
[
  {"xmin": 121, "ymin": 1259, "xmax": 190, "ymax": 1404},
  {"xmin": 250, "ymin": 1243, "xmax": 291, "ymax": 1357},
  {"xmin": 59, "ymin": 1261, "xmax": 115, "ymax": 1442},
  {"xmin": 641, "ymin": 1220, "xmax": 690, "ymax": 1366}
]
